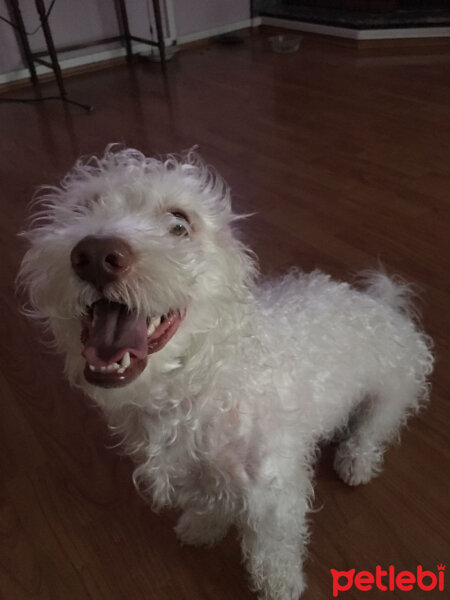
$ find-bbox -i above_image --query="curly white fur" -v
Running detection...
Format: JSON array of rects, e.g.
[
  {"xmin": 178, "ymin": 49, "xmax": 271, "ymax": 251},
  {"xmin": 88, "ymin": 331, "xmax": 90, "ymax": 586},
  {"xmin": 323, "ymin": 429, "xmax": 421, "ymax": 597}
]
[{"xmin": 18, "ymin": 147, "xmax": 434, "ymax": 600}]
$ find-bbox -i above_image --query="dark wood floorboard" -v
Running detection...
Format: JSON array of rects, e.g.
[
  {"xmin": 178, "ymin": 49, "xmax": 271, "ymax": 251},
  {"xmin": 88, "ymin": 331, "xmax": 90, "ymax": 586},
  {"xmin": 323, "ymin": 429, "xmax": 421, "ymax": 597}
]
[{"xmin": 0, "ymin": 30, "xmax": 449, "ymax": 599}]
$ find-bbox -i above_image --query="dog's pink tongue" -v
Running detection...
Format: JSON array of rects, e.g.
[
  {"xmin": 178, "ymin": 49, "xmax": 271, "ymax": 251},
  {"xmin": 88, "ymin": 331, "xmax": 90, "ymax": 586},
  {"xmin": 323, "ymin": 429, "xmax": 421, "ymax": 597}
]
[{"xmin": 83, "ymin": 300, "xmax": 148, "ymax": 365}]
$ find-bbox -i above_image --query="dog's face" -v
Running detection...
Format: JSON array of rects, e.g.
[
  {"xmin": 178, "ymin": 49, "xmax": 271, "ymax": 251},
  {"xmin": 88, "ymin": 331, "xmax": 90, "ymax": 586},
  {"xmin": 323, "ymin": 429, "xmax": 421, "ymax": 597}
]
[{"xmin": 18, "ymin": 148, "xmax": 254, "ymax": 391}]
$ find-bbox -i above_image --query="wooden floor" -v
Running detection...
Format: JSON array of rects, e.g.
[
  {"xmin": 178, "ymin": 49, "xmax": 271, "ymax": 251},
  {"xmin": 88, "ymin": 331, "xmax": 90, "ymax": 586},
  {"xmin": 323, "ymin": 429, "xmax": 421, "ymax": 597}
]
[{"xmin": 1, "ymin": 30, "xmax": 449, "ymax": 600}]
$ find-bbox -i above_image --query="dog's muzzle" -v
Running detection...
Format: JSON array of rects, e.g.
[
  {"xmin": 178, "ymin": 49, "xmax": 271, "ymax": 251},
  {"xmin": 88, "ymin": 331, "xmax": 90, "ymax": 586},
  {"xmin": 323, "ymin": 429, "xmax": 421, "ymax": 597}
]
[
  {"xmin": 70, "ymin": 235, "xmax": 134, "ymax": 289},
  {"xmin": 70, "ymin": 235, "xmax": 185, "ymax": 388}
]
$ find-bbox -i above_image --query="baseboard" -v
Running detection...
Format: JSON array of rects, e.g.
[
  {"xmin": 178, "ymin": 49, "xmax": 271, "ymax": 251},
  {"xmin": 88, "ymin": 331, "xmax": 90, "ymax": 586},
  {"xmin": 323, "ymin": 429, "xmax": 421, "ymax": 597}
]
[
  {"xmin": 261, "ymin": 16, "xmax": 450, "ymax": 41},
  {"xmin": 0, "ymin": 40, "xmax": 166, "ymax": 88},
  {"xmin": 177, "ymin": 17, "xmax": 261, "ymax": 46}
]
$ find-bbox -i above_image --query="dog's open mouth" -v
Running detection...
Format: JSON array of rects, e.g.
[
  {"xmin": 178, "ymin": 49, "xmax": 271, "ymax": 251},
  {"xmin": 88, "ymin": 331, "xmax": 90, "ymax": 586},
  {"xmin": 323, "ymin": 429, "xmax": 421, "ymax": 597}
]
[{"xmin": 81, "ymin": 299, "xmax": 184, "ymax": 388}]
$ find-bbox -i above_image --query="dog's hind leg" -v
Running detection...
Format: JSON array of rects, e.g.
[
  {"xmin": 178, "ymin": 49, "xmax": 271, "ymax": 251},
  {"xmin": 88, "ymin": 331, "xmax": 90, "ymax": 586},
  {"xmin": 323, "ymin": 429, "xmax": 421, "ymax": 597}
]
[{"xmin": 334, "ymin": 379, "xmax": 426, "ymax": 487}]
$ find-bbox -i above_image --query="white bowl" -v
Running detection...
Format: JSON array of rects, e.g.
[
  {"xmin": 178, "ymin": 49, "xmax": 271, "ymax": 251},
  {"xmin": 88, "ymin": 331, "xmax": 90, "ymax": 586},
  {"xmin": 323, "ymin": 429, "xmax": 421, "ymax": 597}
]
[{"xmin": 269, "ymin": 34, "xmax": 302, "ymax": 54}]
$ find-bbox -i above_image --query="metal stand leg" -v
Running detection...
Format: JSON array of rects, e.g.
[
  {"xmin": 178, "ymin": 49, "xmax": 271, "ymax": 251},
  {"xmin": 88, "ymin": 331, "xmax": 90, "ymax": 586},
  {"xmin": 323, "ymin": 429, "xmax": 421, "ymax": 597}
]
[
  {"xmin": 34, "ymin": 0, "xmax": 93, "ymax": 111},
  {"xmin": 116, "ymin": 0, "xmax": 167, "ymax": 69},
  {"xmin": 34, "ymin": 0, "xmax": 66, "ymax": 97},
  {"xmin": 6, "ymin": 0, "xmax": 38, "ymax": 83},
  {"xmin": 152, "ymin": 0, "xmax": 166, "ymax": 72},
  {"xmin": 116, "ymin": 0, "xmax": 133, "ymax": 62}
]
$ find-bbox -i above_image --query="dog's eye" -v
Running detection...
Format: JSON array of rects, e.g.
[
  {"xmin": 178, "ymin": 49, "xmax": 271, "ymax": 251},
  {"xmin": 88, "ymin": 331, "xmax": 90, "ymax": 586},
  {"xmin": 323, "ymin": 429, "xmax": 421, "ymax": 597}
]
[
  {"xmin": 168, "ymin": 211, "xmax": 190, "ymax": 237},
  {"xmin": 170, "ymin": 222, "xmax": 188, "ymax": 236}
]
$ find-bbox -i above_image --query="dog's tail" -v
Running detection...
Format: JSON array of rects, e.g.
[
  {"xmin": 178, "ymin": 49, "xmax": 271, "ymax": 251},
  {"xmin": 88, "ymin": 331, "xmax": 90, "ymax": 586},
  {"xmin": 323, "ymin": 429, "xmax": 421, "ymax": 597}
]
[{"xmin": 357, "ymin": 269, "xmax": 421, "ymax": 321}]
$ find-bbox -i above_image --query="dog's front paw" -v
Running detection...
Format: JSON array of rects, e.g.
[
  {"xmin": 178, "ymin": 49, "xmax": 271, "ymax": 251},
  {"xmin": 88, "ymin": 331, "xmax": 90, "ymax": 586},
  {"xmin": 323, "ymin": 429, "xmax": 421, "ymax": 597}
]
[
  {"xmin": 175, "ymin": 511, "xmax": 229, "ymax": 547},
  {"xmin": 258, "ymin": 574, "xmax": 306, "ymax": 600},
  {"xmin": 248, "ymin": 550, "xmax": 306, "ymax": 600},
  {"xmin": 254, "ymin": 566, "xmax": 306, "ymax": 600},
  {"xmin": 334, "ymin": 442, "xmax": 382, "ymax": 486}
]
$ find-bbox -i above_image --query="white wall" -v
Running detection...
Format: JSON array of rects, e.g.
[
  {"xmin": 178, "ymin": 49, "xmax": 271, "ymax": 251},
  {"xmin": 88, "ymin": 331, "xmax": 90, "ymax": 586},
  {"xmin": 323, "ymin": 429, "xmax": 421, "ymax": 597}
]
[
  {"xmin": 0, "ymin": 0, "xmax": 251, "ymax": 78},
  {"xmin": 172, "ymin": 0, "xmax": 250, "ymax": 37}
]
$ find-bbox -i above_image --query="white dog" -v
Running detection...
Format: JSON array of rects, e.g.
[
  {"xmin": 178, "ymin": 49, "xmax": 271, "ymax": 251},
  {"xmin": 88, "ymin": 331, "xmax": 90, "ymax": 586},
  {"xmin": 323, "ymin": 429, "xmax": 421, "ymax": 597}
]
[{"xmin": 18, "ymin": 147, "xmax": 433, "ymax": 599}]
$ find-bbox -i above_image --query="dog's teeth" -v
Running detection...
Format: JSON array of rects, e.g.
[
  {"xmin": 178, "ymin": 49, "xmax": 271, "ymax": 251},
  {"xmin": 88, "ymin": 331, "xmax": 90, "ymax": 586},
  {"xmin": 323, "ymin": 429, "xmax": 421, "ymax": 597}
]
[
  {"xmin": 117, "ymin": 367, "xmax": 125, "ymax": 374},
  {"xmin": 88, "ymin": 362, "xmax": 121, "ymax": 374},
  {"xmin": 147, "ymin": 316, "xmax": 161, "ymax": 335},
  {"xmin": 121, "ymin": 352, "xmax": 131, "ymax": 369}
]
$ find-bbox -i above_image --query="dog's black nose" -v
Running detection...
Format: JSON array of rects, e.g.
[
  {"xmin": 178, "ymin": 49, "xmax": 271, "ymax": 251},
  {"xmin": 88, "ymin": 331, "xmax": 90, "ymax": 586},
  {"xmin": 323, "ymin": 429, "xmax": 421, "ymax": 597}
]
[{"xmin": 70, "ymin": 236, "xmax": 134, "ymax": 288}]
